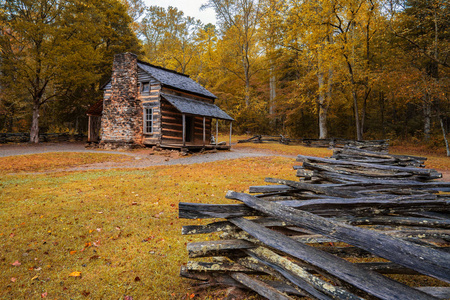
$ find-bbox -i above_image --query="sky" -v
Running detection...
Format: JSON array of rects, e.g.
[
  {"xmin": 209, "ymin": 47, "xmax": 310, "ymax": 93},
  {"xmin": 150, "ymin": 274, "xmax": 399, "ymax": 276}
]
[{"xmin": 143, "ymin": 0, "xmax": 217, "ymax": 25}]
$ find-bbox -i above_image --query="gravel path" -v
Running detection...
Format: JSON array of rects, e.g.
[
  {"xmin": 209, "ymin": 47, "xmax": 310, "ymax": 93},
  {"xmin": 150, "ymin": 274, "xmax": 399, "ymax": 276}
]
[{"xmin": 0, "ymin": 142, "xmax": 292, "ymax": 172}]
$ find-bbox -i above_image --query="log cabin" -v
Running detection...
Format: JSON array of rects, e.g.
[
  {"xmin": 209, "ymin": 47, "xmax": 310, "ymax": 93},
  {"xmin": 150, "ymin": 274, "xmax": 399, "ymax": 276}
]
[{"xmin": 87, "ymin": 52, "xmax": 233, "ymax": 150}]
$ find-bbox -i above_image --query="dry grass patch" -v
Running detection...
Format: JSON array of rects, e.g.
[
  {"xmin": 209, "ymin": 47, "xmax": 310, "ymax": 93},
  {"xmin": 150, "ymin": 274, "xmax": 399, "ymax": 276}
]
[
  {"xmin": 0, "ymin": 156, "xmax": 296, "ymax": 299},
  {"xmin": 222, "ymin": 134, "xmax": 333, "ymax": 157},
  {"xmin": 391, "ymin": 146, "xmax": 450, "ymax": 171},
  {"xmin": 0, "ymin": 152, "xmax": 133, "ymax": 175}
]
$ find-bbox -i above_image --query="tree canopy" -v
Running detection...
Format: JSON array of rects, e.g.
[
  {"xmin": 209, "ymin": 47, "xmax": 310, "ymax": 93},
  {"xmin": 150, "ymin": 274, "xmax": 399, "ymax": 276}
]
[
  {"xmin": 0, "ymin": 0, "xmax": 141, "ymax": 141},
  {"xmin": 0, "ymin": 0, "xmax": 448, "ymax": 149}
]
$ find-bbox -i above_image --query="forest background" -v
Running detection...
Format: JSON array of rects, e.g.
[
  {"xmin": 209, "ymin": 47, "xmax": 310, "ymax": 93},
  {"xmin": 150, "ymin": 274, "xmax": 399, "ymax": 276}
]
[{"xmin": 0, "ymin": 0, "xmax": 449, "ymax": 148}]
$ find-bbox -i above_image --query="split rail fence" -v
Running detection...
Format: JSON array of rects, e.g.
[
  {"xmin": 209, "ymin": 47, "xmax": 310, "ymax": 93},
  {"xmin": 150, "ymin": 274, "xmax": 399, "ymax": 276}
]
[
  {"xmin": 238, "ymin": 135, "xmax": 388, "ymax": 152},
  {"xmin": 0, "ymin": 133, "xmax": 86, "ymax": 143},
  {"xmin": 179, "ymin": 146, "xmax": 450, "ymax": 299}
]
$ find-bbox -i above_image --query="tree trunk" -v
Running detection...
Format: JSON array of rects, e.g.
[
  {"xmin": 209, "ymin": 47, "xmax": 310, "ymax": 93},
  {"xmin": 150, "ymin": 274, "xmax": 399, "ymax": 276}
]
[
  {"xmin": 379, "ymin": 91, "xmax": 385, "ymax": 137},
  {"xmin": 423, "ymin": 99, "xmax": 432, "ymax": 142},
  {"xmin": 317, "ymin": 71, "xmax": 328, "ymax": 139},
  {"xmin": 440, "ymin": 117, "xmax": 450, "ymax": 157},
  {"xmin": 269, "ymin": 65, "xmax": 276, "ymax": 115},
  {"xmin": 30, "ymin": 102, "xmax": 40, "ymax": 143},
  {"xmin": 353, "ymin": 89, "xmax": 362, "ymax": 141},
  {"xmin": 243, "ymin": 43, "xmax": 251, "ymax": 107}
]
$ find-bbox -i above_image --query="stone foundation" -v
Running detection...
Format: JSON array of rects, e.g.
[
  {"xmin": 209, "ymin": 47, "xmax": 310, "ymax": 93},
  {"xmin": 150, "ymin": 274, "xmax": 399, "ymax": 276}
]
[{"xmin": 98, "ymin": 141, "xmax": 145, "ymax": 150}]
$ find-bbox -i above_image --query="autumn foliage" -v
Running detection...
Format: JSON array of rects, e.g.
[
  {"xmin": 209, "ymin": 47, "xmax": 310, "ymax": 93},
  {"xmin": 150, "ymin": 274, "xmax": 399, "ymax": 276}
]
[{"xmin": 0, "ymin": 0, "xmax": 448, "ymax": 148}]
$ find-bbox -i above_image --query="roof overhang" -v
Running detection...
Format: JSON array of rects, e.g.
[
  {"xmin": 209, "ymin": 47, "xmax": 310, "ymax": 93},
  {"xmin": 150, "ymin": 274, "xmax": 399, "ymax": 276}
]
[{"xmin": 160, "ymin": 93, "xmax": 234, "ymax": 121}]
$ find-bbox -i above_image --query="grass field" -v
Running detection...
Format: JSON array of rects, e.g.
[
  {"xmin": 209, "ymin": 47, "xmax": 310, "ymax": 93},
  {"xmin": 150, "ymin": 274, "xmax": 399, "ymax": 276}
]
[
  {"xmin": 0, "ymin": 152, "xmax": 296, "ymax": 299},
  {"xmin": 0, "ymin": 139, "xmax": 448, "ymax": 299}
]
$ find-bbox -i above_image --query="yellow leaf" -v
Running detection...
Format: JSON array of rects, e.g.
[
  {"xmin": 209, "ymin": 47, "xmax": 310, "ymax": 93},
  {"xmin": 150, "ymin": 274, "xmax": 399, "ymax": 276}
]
[
  {"xmin": 31, "ymin": 275, "xmax": 39, "ymax": 281},
  {"xmin": 69, "ymin": 271, "xmax": 82, "ymax": 277}
]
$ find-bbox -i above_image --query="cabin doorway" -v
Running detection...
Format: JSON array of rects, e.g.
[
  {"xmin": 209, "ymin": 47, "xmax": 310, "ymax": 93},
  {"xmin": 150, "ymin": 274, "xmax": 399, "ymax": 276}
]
[{"xmin": 184, "ymin": 116, "xmax": 194, "ymax": 143}]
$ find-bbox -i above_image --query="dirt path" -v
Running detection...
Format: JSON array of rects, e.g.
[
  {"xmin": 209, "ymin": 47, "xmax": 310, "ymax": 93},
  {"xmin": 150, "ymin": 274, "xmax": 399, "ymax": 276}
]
[
  {"xmin": 1, "ymin": 142, "xmax": 448, "ymax": 180},
  {"xmin": 0, "ymin": 142, "xmax": 293, "ymax": 173}
]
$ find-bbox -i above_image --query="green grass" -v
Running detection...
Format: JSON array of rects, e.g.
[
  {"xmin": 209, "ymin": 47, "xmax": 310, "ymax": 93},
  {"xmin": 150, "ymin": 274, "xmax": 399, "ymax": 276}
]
[{"xmin": 0, "ymin": 155, "xmax": 296, "ymax": 299}]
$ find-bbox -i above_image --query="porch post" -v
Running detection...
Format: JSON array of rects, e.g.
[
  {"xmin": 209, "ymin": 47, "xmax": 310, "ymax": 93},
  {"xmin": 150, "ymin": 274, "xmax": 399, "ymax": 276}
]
[
  {"xmin": 203, "ymin": 117, "xmax": 206, "ymax": 147},
  {"xmin": 216, "ymin": 119, "xmax": 219, "ymax": 148},
  {"xmin": 182, "ymin": 114, "xmax": 186, "ymax": 147},
  {"xmin": 229, "ymin": 121, "xmax": 232, "ymax": 146},
  {"xmin": 88, "ymin": 116, "xmax": 92, "ymax": 142}
]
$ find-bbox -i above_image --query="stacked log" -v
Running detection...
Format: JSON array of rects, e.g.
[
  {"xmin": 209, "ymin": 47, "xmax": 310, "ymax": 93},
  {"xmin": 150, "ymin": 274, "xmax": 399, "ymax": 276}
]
[{"xmin": 179, "ymin": 148, "xmax": 450, "ymax": 299}]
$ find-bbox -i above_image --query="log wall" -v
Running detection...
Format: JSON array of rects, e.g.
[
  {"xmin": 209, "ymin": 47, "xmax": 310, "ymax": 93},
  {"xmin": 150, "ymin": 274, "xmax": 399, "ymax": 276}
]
[{"xmin": 160, "ymin": 98, "xmax": 212, "ymax": 146}]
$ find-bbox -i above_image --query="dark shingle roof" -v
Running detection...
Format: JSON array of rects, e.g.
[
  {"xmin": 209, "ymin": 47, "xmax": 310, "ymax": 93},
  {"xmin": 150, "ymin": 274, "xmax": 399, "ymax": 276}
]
[
  {"xmin": 86, "ymin": 99, "xmax": 103, "ymax": 116},
  {"xmin": 137, "ymin": 61, "xmax": 216, "ymax": 99},
  {"xmin": 161, "ymin": 93, "xmax": 233, "ymax": 121}
]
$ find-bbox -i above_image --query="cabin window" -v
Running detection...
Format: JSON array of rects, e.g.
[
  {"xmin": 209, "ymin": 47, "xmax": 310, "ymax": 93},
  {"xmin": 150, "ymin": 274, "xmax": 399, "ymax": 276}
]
[
  {"xmin": 144, "ymin": 108, "xmax": 153, "ymax": 134},
  {"xmin": 141, "ymin": 82, "xmax": 150, "ymax": 93}
]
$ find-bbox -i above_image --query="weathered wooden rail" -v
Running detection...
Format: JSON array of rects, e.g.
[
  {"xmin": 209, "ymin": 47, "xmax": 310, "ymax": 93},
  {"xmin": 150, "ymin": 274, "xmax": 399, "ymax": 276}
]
[
  {"xmin": 179, "ymin": 146, "xmax": 450, "ymax": 299},
  {"xmin": 237, "ymin": 135, "xmax": 389, "ymax": 152},
  {"xmin": 0, "ymin": 132, "xmax": 86, "ymax": 143}
]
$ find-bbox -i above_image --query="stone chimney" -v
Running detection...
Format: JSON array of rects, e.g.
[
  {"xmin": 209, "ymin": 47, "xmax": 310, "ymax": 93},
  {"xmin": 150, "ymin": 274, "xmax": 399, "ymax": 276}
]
[{"xmin": 100, "ymin": 53, "xmax": 143, "ymax": 148}]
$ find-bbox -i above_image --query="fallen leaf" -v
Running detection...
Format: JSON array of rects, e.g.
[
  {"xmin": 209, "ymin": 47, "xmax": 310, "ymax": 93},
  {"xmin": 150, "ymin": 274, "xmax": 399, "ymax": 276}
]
[
  {"xmin": 70, "ymin": 250, "xmax": 77, "ymax": 255},
  {"xmin": 134, "ymin": 276, "xmax": 141, "ymax": 282},
  {"xmin": 69, "ymin": 271, "xmax": 82, "ymax": 278},
  {"xmin": 31, "ymin": 275, "xmax": 39, "ymax": 281},
  {"xmin": 11, "ymin": 277, "xmax": 17, "ymax": 282},
  {"xmin": 84, "ymin": 242, "xmax": 91, "ymax": 248},
  {"xmin": 10, "ymin": 233, "xmax": 15, "ymax": 238},
  {"xmin": 41, "ymin": 292, "xmax": 47, "ymax": 298},
  {"xmin": 124, "ymin": 296, "xmax": 133, "ymax": 300},
  {"xmin": 96, "ymin": 228, "xmax": 102, "ymax": 232},
  {"xmin": 82, "ymin": 290, "xmax": 90, "ymax": 297},
  {"xmin": 11, "ymin": 260, "xmax": 21, "ymax": 266}
]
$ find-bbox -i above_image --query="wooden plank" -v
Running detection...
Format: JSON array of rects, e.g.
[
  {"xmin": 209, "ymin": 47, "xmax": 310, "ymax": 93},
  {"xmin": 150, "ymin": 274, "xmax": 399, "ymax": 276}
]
[
  {"xmin": 264, "ymin": 178, "xmax": 359, "ymax": 198},
  {"xmin": 182, "ymin": 218, "xmax": 290, "ymax": 235},
  {"xmin": 302, "ymin": 162, "xmax": 420, "ymax": 178},
  {"xmin": 230, "ymin": 272, "xmax": 294, "ymax": 300},
  {"xmin": 185, "ymin": 261, "xmax": 256, "ymax": 273},
  {"xmin": 245, "ymin": 246, "xmax": 363, "ymax": 300},
  {"xmin": 228, "ymin": 216, "xmax": 438, "ymax": 300},
  {"xmin": 249, "ymin": 185, "xmax": 295, "ymax": 193},
  {"xmin": 179, "ymin": 201, "xmax": 447, "ymax": 222},
  {"xmin": 187, "ymin": 239, "xmax": 255, "ymax": 258},
  {"xmin": 178, "ymin": 202, "xmax": 262, "ymax": 219},
  {"xmin": 226, "ymin": 191, "xmax": 450, "ymax": 283},
  {"xmin": 297, "ymin": 155, "xmax": 439, "ymax": 176},
  {"xmin": 349, "ymin": 216, "xmax": 450, "ymax": 229},
  {"xmin": 182, "ymin": 221, "xmax": 236, "ymax": 235},
  {"xmin": 415, "ymin": 287, "xmax": 450, "ymax": 299}
]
